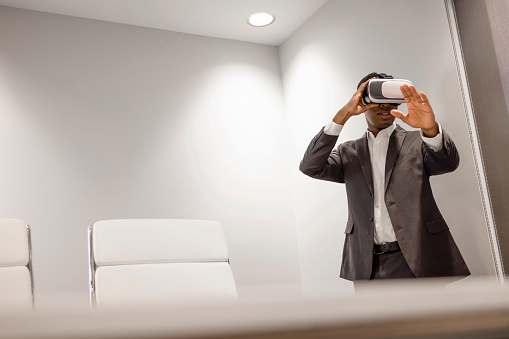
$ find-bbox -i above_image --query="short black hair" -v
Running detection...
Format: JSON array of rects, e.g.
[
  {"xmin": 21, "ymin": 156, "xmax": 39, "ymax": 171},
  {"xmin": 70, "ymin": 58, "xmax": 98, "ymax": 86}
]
[{"xmin": 357, "ymin": 72, "xmax": 394, "ymax": 89}]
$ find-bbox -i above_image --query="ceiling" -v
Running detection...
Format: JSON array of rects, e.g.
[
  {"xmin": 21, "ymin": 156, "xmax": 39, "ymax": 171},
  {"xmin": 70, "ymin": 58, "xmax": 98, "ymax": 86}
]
[{"xmin": 0, "ymin": 0, "xmax": 329, "ymax": 46}]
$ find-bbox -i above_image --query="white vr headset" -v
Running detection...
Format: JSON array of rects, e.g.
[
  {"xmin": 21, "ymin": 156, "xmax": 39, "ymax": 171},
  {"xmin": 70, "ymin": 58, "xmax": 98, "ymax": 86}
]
[{"xmin": 362, "ymin": 78, "xmax": 413, "ymax": 105}]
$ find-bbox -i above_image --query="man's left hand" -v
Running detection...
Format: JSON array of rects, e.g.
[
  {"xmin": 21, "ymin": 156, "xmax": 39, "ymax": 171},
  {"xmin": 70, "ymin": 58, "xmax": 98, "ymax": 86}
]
[{"xmin": 390, "ymin": 85, "xmax": 439, "ymax": 137}]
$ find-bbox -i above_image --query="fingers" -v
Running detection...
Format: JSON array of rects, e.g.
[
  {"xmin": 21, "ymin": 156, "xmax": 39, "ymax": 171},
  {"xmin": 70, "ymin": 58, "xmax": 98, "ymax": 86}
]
[
  {"xmin": 357, "ymin": 77, "xmax": 377, "ymax": 93},
  {"xmin": 410, "ymin": 86, "xmax": 422, "ymax": 102},
  {"xmin": 400, "ymin": 85, "xmax": 418, "ymax": 102},
  {"xmin": 350, "ymin": 79, "xmax": 377, "ymax": 114},
  {"xmin": 357, "ymin": 79, "xmax": 369, "ymax": 92},
  {"xmin": 420, "ymin": 92, "xmax": 430, "ymax": 105},
  {"xmin": 401, "ymin": 85, "xmax": 428, "ymax": 103},
  {"xmin": 400, "ymin": 85, "xmax": 411, "ymax": 103},
  {"xmin": 360, "ymin": 103, "xmax": 378, "ymax": 113},
  {"xmin": 391, "ymin": 109, "xmax": 408, "ymax": 122}
]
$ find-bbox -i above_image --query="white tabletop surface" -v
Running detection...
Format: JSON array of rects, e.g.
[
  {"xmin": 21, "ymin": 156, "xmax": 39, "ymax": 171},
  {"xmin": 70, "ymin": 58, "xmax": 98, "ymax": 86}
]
[{"xmin": 1, "ymin": 276, "xmax": 507, "ymax": 338}]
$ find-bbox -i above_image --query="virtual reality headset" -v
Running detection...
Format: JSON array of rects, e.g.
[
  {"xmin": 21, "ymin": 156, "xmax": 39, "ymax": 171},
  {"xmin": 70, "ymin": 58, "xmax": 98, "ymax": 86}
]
[{"xmin": 362, "ymin": 78, "xmax": 413, "ymax": 105}]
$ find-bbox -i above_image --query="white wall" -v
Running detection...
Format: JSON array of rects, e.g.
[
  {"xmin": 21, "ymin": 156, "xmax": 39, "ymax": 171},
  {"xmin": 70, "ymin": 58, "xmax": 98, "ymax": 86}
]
[
  {"xmin": 0, "ymin": 0, "xmax": 498, "ymax": 301},
  {"xmin": 279, "ymin": 0, "xmax": 496, "ymax": 293},
  {"xmin": 0, "ymin": 6, "xmax": 301, "ymax": 297}
]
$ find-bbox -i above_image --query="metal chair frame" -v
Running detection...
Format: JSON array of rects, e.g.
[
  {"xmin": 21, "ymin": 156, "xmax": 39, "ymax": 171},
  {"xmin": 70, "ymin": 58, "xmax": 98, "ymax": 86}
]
[
  {"xmin": 88, "ymin": 224, "xmax": 97, "ymax": 308},
  {"xmin": 27, "ymin": 224, "xmax": 35, "ymax": 308}
]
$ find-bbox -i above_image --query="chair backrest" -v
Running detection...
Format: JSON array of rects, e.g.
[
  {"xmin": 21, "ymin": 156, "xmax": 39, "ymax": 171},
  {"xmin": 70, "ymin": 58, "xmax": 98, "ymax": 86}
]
[
  {"xmin": 88, "ymin": 219, "xmax": 237, "ymax": 308},
  {"xmin": 0, "ymin": 219, "xmax": 34, "ymax": 312}
]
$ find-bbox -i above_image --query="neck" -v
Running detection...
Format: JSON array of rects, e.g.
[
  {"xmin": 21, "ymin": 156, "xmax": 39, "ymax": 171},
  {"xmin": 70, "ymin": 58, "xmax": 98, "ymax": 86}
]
[
  {"xmin": 368, "ymin": 127, "xmax": 382, "ymax": 137},
  {"xmin": 368, "ymin": 123, "xmax": 395, "ymax": 137}
]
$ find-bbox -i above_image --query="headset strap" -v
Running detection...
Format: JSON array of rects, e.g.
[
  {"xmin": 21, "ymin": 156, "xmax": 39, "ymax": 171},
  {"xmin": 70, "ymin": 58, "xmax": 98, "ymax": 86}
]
[{"xmin": 378, "ymin": 73, "xmax": 394, "ymax": 79}]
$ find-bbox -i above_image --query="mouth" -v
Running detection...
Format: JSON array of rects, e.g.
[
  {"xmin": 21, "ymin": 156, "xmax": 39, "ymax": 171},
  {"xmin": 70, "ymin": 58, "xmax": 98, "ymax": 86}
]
[{"xmin": 378, "ymin": 111, "xmax": 393, "ymax": 119}]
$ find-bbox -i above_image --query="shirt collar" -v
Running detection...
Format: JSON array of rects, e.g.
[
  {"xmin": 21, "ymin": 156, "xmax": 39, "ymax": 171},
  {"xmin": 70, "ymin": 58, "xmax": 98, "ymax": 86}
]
[{"xmin": 367, "ymin": 124, "xmax": 397, "ymax": 140}]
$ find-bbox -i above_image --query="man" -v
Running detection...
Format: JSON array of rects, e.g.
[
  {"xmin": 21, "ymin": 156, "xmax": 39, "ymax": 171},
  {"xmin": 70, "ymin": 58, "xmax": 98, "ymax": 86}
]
[{"xmin": 299, "ymin": 72, "xmax": 470, "ymax": 281}]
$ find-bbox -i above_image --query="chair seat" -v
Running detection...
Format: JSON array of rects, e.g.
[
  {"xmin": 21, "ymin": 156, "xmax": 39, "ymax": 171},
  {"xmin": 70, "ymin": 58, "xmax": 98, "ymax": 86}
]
[
  {"xmin": 95, "ymin": 262, "xmax": 237, "ymax": 308},
  {"xmin": 0, "ymin": 266, "xmax": 32, "ymax": 312}
]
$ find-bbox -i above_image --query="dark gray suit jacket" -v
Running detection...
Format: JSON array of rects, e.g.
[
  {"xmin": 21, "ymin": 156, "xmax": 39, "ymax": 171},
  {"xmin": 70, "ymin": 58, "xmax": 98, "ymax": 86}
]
[{"xmin": 300, "ymin": 125, "xmax": 470, "ymax": 281}]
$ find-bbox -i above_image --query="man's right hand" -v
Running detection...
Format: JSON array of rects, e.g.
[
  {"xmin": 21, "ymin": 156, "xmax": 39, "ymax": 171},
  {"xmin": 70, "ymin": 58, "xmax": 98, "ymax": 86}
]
[{"xmin": 333, "ymin": 79, "xmax": 378, "ymax": 125}]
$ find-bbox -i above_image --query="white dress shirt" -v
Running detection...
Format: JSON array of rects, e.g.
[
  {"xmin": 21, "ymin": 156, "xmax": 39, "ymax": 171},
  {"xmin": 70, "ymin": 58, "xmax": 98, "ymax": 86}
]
[{"xmin": 324, "ymin": 121, "xmax": 443, "ymax": 244}]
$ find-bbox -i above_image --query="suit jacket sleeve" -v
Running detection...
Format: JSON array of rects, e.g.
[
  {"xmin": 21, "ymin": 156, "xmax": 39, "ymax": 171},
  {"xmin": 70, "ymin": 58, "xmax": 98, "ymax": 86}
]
[
  {"xmin": 423, "ymin": 129, "xmax": 460, "ymax": 176},
  {"xmin": 299, "ymin": 127, "xmax": 345, "ymax": 183}
]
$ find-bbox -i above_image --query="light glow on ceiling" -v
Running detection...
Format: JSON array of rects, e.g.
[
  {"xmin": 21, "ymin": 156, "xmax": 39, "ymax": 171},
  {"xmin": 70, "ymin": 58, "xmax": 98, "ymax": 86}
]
[{"xmin": 247, "ymin": 12, "xmax": 275, "ymax": 27}]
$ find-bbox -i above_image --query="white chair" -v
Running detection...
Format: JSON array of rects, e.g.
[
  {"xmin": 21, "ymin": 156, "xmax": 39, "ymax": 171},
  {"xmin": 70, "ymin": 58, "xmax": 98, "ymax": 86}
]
[
  {"xmin": 88, "ymin": 219, "xmax": 237, "ymax": 309},
  {"xmin": 0, "ymin": 219, "xmax": 34, "ymax": 312}
]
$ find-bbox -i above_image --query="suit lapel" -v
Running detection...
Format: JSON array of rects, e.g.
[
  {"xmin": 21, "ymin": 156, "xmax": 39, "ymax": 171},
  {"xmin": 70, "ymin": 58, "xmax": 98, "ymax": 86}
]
[
  {"xmin": 355, "ymin": 133, "xmax": 374, "ymax": 196},
  {"xmin": 385, "ymin": 125, "xmax": 407, "ymax": 193}
]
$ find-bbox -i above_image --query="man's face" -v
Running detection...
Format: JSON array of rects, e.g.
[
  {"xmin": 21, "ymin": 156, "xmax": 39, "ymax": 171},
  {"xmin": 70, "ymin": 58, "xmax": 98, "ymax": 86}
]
[{"xmin": 364, "ymin": 103, "xmax": 398, "ymax": 133}]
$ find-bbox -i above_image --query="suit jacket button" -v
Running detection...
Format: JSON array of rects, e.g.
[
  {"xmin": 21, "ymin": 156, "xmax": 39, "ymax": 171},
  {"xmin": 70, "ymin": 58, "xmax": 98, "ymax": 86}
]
[{"xmin": 369, "ymin": 217, "xmax": 373, "ymax": 222}]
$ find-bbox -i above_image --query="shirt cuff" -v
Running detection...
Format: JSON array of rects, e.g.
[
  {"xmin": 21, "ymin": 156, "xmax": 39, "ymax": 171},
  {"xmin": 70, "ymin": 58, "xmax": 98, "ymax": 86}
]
[
  {"xmin": 324, "ymin": 121, "xmax": 343, "ymax": 136},
  {"xmin": 420, "ymin": 122, "xmax": 443, "ymax": 152}
]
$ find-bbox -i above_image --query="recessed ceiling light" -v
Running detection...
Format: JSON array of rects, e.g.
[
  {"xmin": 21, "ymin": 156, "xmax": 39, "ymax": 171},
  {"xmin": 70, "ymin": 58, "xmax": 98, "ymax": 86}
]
[{"xmin": 247, "ymin": 12, "xmax": 275, "ymax": 27}]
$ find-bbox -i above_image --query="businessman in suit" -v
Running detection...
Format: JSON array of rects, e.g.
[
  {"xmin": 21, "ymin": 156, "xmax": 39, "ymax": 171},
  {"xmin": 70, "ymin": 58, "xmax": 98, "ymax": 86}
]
[{"xmin": 300, "ymin": 73, "xmax": 470, "ymax": 281}]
